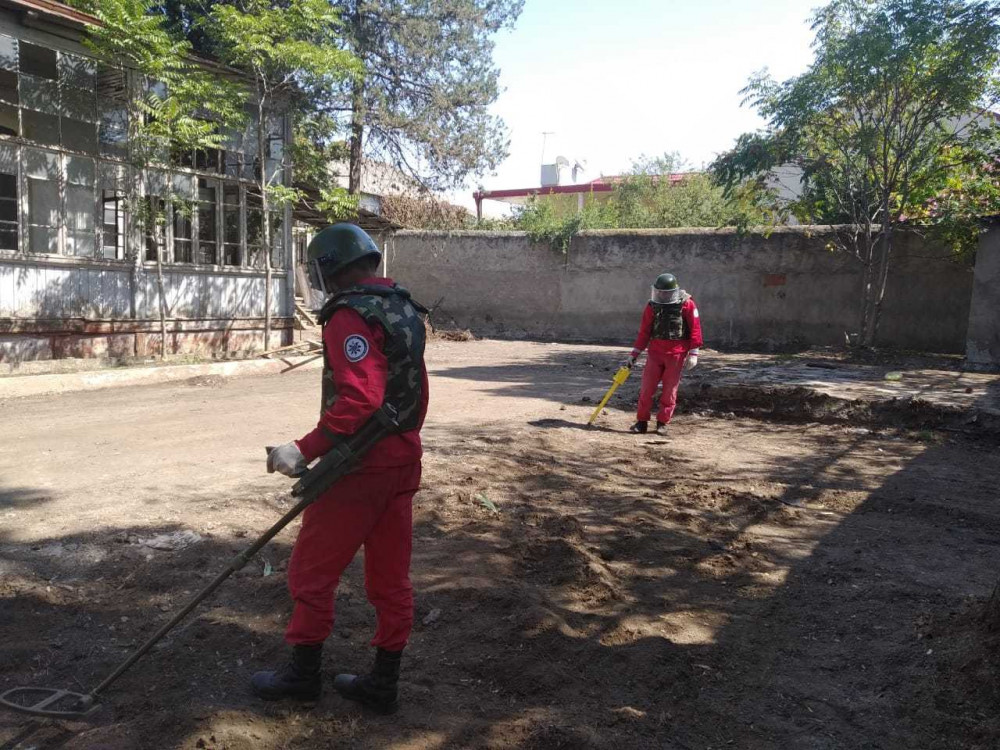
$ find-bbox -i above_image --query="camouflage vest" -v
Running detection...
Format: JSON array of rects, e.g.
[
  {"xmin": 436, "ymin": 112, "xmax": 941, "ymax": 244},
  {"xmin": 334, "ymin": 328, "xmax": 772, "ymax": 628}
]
[
  {"xmin": 317, "ymin": 284, "xmax": 427, "ymax": 434},
  {"xmin": 650, "ymin": 291, "xmax": 691, "ymax": 341}
]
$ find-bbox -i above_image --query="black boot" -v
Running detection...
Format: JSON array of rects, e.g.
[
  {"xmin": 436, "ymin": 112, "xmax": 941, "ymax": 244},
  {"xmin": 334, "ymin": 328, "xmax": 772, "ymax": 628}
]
[
  {"xmin": 629, "ymin": 420, "xmax": 648, "ymax": 434},
  {"xmin": 251, "ymin": 643, "xmax": 323, "ymax": 701},
  {"xmin": 333, "ymin": 648, "xmax": 402, "ymax": 715}
]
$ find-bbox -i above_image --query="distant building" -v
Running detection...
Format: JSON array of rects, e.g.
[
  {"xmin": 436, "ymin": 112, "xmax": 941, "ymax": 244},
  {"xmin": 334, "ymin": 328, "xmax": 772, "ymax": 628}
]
[
  {"xmin": 473, "ymin": 173, "xmax": 689, "ymax": 220},
  {"xmin": 0, "ymin": 0, "xmax": 295, "ymax": 367}
]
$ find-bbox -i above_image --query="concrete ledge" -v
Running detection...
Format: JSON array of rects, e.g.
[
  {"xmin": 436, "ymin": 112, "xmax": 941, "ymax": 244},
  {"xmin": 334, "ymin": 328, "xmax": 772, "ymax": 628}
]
[{"xmin": 0, "ymin": 354, "xmax": 323, "ymax": 400}]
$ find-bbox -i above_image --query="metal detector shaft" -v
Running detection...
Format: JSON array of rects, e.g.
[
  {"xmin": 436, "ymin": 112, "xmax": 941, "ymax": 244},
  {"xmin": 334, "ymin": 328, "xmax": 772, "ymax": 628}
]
[
  {"xmin": 87, "ymin": 404, "xmax": 400, "ymax": 699},
  {"xmin": 587, "ymin": 365, "xmax": 632, "ymax": 425},
  {"xmin": 90, "ymin": 492, "xmax": 312, "ymax": 696}
]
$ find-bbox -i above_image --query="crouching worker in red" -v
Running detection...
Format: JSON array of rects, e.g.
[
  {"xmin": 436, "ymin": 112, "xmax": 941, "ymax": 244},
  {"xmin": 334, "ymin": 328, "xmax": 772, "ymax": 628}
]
[
  {"xmin": 252, "ymin": 223, "xmax": 429, "ymax": 715},
  {"xmin": 626, "ymin": 272, "xmax": 703, "ymax": 434}
]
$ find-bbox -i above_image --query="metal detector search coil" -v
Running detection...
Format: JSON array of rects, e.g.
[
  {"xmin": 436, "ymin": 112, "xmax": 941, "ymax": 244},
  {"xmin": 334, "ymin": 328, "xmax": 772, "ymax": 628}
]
[{"xmin": 0, "ymin": 404, "xmax": 400, "ymax": 720}]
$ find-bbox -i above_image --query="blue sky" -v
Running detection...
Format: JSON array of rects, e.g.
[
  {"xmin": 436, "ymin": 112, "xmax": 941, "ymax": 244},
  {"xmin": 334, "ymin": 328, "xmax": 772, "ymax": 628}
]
[{"xmin": 460, "ymin": 0, "xmax": 819, "ymax": 212}]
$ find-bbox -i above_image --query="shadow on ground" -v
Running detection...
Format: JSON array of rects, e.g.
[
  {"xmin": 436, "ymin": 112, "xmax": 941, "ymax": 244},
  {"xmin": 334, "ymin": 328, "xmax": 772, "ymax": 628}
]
[{"xmin": 2, "ymin": 415, "xmax": 1000, "ymax": 748}]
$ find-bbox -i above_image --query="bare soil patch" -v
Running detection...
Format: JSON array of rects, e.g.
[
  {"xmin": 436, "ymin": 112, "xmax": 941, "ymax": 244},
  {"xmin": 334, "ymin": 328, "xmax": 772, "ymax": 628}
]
[{"xmin": 2, "ymin": 339, "xmax": 1000, "ymax": 749}]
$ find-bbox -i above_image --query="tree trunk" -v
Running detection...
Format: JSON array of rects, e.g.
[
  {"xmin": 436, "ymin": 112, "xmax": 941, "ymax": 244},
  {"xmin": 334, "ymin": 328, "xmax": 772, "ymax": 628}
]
[
  {"xmin": 861, "ymin": 217, "xmax": 893, "ymax": 348},
  {"xmin": 869, "ymin": 226, "xmax": 894, "ymax": 348},
  {"xmin": 857, "ymin": 232, "xmax": 876, "ymax": 348},
  {"xmin": 258, "ymin": 95, "xmax": 272, "ymax": 353},
  {"xmin": 155, "ymin": 249, "xmax": 169, "ymax": 360},
  {"xmin": 348, "ymin": 78, "xmax": 365, "ymax": 195}
]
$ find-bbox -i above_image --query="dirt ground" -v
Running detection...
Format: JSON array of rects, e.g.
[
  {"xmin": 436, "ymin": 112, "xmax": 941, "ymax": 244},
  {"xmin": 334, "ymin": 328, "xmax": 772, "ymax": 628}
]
[{"xmin": 2, "ymin": 339, "xmax": 1000, "ymax": 750}]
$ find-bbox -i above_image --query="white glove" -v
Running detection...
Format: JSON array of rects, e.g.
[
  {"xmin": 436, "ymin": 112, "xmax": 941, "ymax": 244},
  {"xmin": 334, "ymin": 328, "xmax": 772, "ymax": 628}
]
[
  {"xmin": 685, "ymin": 351, "xmax": 699, "ymax": 371},
  {"xmin": 267, "ymin": 441, "xmax": 307, "ymax": 477},
  {"xmin": 624, "ymin": 350, "xmax": 640, "ymax": 369}
]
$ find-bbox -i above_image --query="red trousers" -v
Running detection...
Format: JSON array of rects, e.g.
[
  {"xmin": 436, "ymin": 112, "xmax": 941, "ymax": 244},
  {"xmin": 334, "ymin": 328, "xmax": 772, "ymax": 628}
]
[
  {"xmin": 285, "ymin": 462, "xmax": 421, "ymax": 651},
  {"xmin": 637, "ymin": 351, "xmax": 687, "ymax": 423}
]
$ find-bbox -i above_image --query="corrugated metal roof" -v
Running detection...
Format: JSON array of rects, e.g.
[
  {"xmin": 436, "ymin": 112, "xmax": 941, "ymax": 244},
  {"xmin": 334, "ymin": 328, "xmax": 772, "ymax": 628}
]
[{"xmin": 0, "ymin": 0, "xmax": 98, "ymax": 28}]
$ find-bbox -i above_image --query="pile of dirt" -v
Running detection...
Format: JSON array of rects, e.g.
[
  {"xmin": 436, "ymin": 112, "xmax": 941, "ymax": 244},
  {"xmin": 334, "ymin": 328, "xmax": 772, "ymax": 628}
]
[{"xmin": 429, "ymin": 328, "xmax": 476, "ymax": 342}]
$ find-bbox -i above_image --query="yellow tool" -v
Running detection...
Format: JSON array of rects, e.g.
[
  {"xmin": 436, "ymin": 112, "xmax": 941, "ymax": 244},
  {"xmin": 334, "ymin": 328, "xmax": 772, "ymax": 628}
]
[{"xmin": 587, "ymin": 364, "xmax": 632, "ymax": 425}]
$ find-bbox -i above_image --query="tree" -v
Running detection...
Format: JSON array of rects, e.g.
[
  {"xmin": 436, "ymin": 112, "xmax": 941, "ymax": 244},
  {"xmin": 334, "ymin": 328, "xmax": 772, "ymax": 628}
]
[
  {"xmin": 70, "ymin": 0, "xmax": 244, "ymax": 359},
  {"xmin": 607, "ymin": 153, "xmax": 770, "ymax": 230},
  {"xmin": 712, "ymin": 0, "xmax": 1000, "ymax": 348},
  {"xmin": 151, "ymin": 1, "xmax": 519, "ymax": 197},
  {"xmin": 333, "ymin": 0, "xmax": 522, "ymax": 193},
  {"xmin": 507, "ymin": 152, "xmax": 773, "ymax": 253},
  {"xmin": 203, "ymin": 0, "xmax": 358, "ymax": 350}
]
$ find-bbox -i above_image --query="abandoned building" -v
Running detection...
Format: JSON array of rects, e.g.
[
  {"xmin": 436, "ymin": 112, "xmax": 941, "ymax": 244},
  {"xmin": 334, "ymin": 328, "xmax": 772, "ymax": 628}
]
[{"xmin": 0, "ymin": 0, "xmax": 296, "ymax": 365}]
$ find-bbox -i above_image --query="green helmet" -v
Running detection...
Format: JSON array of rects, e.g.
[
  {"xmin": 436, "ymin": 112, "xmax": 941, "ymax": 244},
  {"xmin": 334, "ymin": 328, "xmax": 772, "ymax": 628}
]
[
  {"xmin": 307, "ymin": 223, "xmax": 382, "ymax": 276},
  {"xmin": 653, "ymin": 273, "xmax": 679, "ymax": 291}
]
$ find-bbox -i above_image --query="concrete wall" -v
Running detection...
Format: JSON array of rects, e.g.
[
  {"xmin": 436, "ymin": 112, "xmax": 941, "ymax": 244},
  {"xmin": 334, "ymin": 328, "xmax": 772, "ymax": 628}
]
[
  {"xmin": 386, "ymin": 227, "xmax": 975, "ymax": 353},
  {"xmin": 967, "ymin": 229, "xmax": 1000, "ymax": 368}
]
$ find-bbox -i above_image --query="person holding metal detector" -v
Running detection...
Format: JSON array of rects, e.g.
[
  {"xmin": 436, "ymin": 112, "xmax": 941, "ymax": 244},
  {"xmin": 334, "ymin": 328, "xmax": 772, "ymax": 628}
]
[
  {"xmin": 625, "ymin": 272, "xmax": 702, "ymax": 434},
  {"xmin": 0, "ymin": 224, "xmax": 427, "ymax": 722},
  {"xmin": 255, "ymin": 223, "xmax": 429, "ymax": 714}
]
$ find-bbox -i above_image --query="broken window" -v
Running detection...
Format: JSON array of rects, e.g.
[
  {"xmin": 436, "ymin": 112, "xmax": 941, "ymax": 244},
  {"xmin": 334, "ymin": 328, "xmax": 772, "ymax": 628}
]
[
  {"xmin": 270, "ymin": 211, "xmax": 284, "ymax": 269},
  {"xmin": 97, "ymin": 66, "xmax": 127, "ymax": 159},
  {"xmin": 172, "ymin": 172, "xmax": 194, "ymax": 263},
  {"xmin": 59, "ymin": 54, "xmax": 97, "ymax": 154},
  {"xmin": 0, "ymin": 144, "xmax": 17, "ymax": 251},
  {"xmin": 222, "ymin": 182, "xmax": 241, "ymax": 266},
  {"xmin": 142, "ymin": 196, "xmax": 165, "ymax": 262},
  {"xmin": 0, "ymin": 69, "xmax": 17, "ymax": 105},
  {"xmin": 24, "ymin": 148, "xmax": 59, "ymax": 254},
  {"xmin": 222, "ymin": 127, "xmax": 242, "ymax": 178},
  {"xmin": 246, "ymin": 191, "xmax": 264, "ymax": 268},
  {"xmin": 101, "ymin": 189, "xmax": 123, "ymax": 258},
  {"xmin": 63, "ymin": 116, "xmax": 98, "ymax": 154},
  {"xmin": 9, "ymin": 45, "xmax": 101, "ymax": 152},
  {"xmin": 20, "ymin": 42, "xmax": 57, "ymax": 80},
  {"xmin": 60, "ymin": 53, "xmax": 95, "ymax": 90},
  {"xmin": 21, "ymin": 73, "xmax": 59, "ymax": 114},
  {"xmin": 100, "ymin": 162, "xmax": 125, "ymax": 260},
  {"xmin": 0, "ymin": 35, "xmax": 16, "ymax": 72},
  {"xmin": 195, "ymin": 148, "xmax": 221, "ymax": 173},
  {"xmin": 0, "ymin": 36, "xmax": 15, "ymax": 136},
  {"xmin": 143, "ymin": 170, "xmax": 168, "ymax": 262},
  {"xmin": 0, "ymin": 103, "xmax": 16, "ymax": 137},
  {"xmin": 173, "ymin": 206, "xmax": 193, "ymax": 263},
  {"xmin": 196, "ymin": 178, "xmax": 218, "ymax": 265},
  {"xmin": 22, "ymin": 109, "xmax": 59, "ymax": 146},
  {"xmin": 65, "ymin": 155, "xmax": 95, "ymax": 257}
]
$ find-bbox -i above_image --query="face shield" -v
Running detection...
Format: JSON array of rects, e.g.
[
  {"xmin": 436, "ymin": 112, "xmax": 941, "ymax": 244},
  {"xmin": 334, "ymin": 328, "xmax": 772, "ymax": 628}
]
[
  {"xmin": 306, "ymin": 258, "xmax": 333, "ymax": 311},
  {"xmin": 651, "ymin": 286, "xmax": 682, "ymax": 305}
]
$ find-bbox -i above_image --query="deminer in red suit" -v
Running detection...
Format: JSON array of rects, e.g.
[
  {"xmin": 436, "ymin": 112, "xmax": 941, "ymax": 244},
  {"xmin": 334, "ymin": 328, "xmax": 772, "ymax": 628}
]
[
  {"xmin": 252, "ymin": 223, "xmax": 429, "ymax": 715},
  {"xmin": 625, "ymin": 272, "xmax": 703, "ymax": 434}
]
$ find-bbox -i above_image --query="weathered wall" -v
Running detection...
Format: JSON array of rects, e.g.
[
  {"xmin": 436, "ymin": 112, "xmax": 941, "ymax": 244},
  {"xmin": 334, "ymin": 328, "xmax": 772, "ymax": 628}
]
[
  {"xmin": 387, "ymin": 227, "xmax": 974, "ymax": 353},
  {"xmin": 967, "ymin": 229, "xmax": 1000, "ymax": 368},
  {"xmin": 0, "ymin": 257, "xmax": 292, "ymax": 365}
]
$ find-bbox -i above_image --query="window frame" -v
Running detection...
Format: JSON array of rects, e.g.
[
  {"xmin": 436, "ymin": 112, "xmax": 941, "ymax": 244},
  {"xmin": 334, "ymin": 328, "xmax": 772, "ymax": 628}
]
[{"xmin": 0, "ymin": 33, "xmax": 291, "ymax": 270}]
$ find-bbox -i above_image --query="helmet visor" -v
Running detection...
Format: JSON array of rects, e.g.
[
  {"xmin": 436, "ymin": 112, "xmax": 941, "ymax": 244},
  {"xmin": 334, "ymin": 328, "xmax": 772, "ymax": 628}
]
[
  {"xmin": 651, "ymin": 286, "xmax": 682, "ymax": 305},
  {"xmin": 306, "ymin": 258, "xmax": 330, "ymax": 311}
]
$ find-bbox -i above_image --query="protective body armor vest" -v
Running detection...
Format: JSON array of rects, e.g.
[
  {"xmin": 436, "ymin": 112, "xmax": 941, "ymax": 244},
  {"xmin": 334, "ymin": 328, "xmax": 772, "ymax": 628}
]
[
  {"xmin": 650, "ymin": 291, "xmax": 691, "ymax": 341},
  {"xmin": 317, "ymin": 284, "xmax": 427, "ymax": 433}
]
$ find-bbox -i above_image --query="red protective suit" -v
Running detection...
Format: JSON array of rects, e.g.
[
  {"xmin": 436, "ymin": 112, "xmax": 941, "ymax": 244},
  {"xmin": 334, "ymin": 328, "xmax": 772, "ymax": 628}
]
[
  {"xmin": 288, "ymin": 277, "xmax": 428, "ymax": 650},
  {"xmin": 630, "ymin": 296, "xmax": 703, "ymax": 424}
]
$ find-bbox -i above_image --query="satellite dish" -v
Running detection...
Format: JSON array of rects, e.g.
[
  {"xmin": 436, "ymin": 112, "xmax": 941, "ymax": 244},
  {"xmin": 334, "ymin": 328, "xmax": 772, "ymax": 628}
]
[{"xmin": 555, "ymin": 155, "xmax": 570, "ymax": 168}]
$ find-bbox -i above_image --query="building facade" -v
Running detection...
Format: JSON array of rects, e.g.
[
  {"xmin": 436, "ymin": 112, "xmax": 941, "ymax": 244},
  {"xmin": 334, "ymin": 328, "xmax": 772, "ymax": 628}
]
[{"xmin": 0, "ymin": 0, "xmax": 294, "ymax": 368}]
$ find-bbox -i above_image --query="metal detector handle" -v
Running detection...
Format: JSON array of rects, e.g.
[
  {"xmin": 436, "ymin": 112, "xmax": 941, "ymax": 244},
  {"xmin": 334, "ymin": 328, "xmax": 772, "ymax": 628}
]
[
  {"xmin": 88, "ymin": 404, "xmax": 400, "ymax": 699},
  {"xmin": 290, "ymin": 404, "xmax": 400, "ymax": 501}
]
